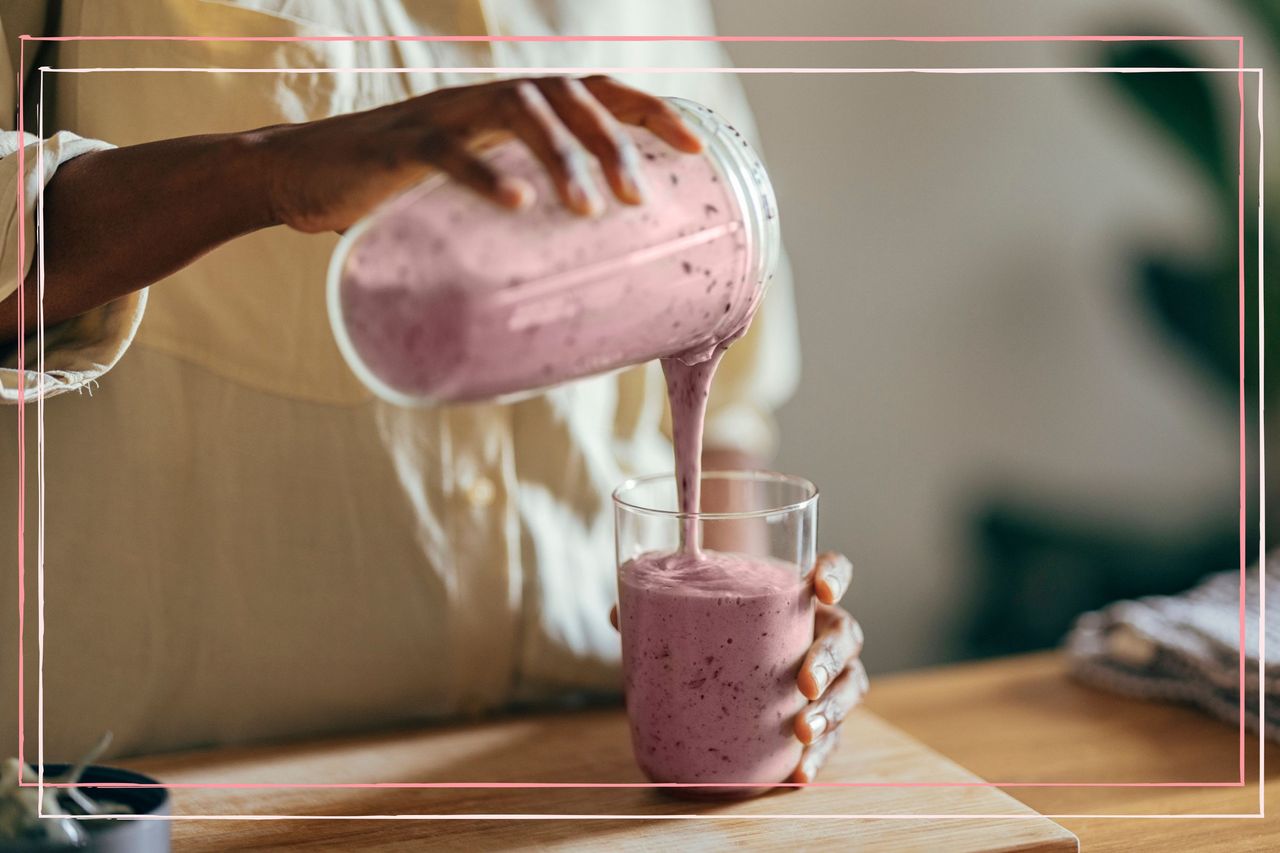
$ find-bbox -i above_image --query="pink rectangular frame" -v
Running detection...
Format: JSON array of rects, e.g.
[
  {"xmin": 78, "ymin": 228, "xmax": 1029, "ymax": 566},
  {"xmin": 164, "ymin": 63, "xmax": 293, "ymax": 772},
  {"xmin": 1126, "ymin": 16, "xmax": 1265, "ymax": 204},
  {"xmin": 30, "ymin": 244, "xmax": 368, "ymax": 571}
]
[{"xmin": 11, "ymin": 33, "xmax": 1266, "ymax": 821}]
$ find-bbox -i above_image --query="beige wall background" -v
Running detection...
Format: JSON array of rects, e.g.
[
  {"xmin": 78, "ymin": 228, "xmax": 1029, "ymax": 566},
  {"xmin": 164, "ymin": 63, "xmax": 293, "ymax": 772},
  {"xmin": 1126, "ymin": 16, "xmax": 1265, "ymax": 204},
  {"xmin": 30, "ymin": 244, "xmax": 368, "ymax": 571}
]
[{"xmin": 707, "ymin": 0, "xmax": 1265, "ymax": 672}]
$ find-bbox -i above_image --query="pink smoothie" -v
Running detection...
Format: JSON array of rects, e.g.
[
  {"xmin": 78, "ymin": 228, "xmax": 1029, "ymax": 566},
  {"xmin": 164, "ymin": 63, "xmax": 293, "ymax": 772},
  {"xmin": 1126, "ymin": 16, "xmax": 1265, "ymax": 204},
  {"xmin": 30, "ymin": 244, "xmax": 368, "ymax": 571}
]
[
  {"xmin": 618, "ymin": 549, "xmax": 813, "ymax": 795},
  {"xmin": 336, "ymin": 126, "xmax": 758, "ymax": 403},
  {"xmin": 660, "ymin": 348, "xmax": 726, "ymax": 552}
]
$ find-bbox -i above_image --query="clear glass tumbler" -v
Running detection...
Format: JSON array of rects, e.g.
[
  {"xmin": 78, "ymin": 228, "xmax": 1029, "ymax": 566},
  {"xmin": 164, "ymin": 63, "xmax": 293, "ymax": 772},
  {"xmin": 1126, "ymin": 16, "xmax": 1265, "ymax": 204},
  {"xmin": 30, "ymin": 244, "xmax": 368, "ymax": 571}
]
[{"xmin": 613, "ymin": 471, "xmax": 818, "ymax": 798}]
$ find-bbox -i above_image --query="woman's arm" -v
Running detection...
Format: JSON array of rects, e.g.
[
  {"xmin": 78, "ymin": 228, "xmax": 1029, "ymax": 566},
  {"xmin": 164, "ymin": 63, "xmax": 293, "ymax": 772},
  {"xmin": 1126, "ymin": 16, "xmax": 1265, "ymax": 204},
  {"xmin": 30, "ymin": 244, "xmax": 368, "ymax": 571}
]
[
  {"xmin": 0, "ymin": 132, "xmax": 272, "ymax": 345},
  {"xmin": 0, "ymin": 75, "xmax": 701, "ymax": 348}
]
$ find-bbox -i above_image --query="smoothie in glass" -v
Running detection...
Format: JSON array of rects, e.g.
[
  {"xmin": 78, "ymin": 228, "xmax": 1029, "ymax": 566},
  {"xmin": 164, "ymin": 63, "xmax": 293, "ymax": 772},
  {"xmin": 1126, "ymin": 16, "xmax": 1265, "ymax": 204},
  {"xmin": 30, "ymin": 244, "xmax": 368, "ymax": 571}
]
[{"xmin": 618, "ymin": 549, "xmax": 812, "ymax": 795}]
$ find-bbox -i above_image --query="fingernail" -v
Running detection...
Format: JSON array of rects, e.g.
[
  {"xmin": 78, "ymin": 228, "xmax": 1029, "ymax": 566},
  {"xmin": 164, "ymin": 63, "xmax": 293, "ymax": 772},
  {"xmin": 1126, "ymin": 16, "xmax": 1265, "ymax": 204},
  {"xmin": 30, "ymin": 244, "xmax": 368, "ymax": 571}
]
[
  {"xmin": 497, "ymin": 177, "xmax": 532, "ymax": 210},
  {"xmin": 811, "ymin": 662, "xmax": 832, "ymax": 695},
  {"xmin": 805, "ymin": 713, "xmax": 827, "ymax": 739},
  {"xmin": 824, "ymin": 577, "xmax": 843, "ymax": 602},
  {"xmin": 620, "ymin": 169, "xmax": 646, "ymax": 204},
  {"xmin": 620, "ymin": 146, "xmax": 647, "ymax": 202},
  {"xmin": 568, "ymin": 179, "xmax": 602, "ymax": 215}
]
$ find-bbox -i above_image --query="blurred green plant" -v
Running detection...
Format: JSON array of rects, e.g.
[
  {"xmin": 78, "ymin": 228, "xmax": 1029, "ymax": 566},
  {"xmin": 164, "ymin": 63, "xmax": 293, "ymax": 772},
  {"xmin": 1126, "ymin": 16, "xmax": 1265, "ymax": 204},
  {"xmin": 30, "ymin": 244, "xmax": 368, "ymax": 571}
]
[
  {"xmin": 961, "ymin": 7, "xmax": 1272, "ymax": 660},
  {"xmin": 1103, "ymin": 37, "xmax": 1275, "ymax": 412}
]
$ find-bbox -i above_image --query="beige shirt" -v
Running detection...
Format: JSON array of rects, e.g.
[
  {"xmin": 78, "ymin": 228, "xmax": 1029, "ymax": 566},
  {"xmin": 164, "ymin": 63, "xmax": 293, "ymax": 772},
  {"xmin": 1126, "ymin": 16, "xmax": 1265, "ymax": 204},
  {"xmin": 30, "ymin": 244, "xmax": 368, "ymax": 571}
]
[{"xmin": 0, "ymin": 0, "xmax": 799, "ymax": 760}]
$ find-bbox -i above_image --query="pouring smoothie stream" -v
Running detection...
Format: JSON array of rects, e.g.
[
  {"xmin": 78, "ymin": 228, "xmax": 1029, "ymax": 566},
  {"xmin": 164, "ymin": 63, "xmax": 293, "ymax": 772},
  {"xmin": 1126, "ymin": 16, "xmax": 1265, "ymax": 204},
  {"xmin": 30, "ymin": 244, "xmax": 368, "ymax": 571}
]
[{"xmin": 621, "ymin": 336, "xmax": 816, "ymax": 797}]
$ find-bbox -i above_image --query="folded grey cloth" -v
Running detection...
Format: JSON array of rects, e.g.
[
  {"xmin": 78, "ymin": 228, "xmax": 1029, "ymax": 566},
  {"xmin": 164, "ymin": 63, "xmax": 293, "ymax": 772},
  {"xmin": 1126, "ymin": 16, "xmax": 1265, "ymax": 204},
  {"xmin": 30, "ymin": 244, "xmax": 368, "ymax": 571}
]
[{"xmin": 1064, "ymin": 552, "xmax": 1279, "ymax": 743}]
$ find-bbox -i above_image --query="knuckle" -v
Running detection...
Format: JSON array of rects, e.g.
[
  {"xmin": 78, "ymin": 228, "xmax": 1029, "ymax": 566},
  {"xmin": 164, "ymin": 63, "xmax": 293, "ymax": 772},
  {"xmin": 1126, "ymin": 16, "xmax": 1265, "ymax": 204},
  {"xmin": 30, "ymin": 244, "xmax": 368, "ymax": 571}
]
[
  {"xmin": 537, "ymin": 75, "xmax": 572, "ymax": 94},
  {"xmin": 827, "ymin": 675, "xmax": 857, "ymax": 718},
  {"xmin": 418, "ymin": 131, "xmax": 449, "ymax": 158},
  {"xmin": 819, "ymin": 639, "xmax": 842, "ymax": 673},
  {"xmin": 849, "ymin": 618, "xmax": 865, "ymax": 647},
  {"xmin": 508, "ymin": 80, "xmax": 540, "ymax": 107},
  {"xmin": 828, "ymin": 606, "xmax": 853, "ymax": 634},
  {"xmin": 561, "ymin": 76, "xmax": 590, "ymax": 97}
]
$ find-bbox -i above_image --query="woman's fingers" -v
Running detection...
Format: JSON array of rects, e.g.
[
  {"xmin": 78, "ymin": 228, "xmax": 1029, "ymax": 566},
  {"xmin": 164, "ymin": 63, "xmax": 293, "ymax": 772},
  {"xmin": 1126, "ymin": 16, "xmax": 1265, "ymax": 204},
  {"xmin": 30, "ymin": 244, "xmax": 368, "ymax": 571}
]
[
  {"xmin": 420, "ymin": 135, "xmax": 530, "ymax": 209},
  {"xmin": 789, "ymin": 728, "xmax": 841, "ymax": 784},
  {"xmin": 809, "ymin": 552, "xmax": 852, "ymax": 605},
  {"xmin": 536, "ymin": 77, "xmax": 646, "ymax": 205},
  {"xmin": 501, "ymin": 81, "xmax": 602, "ymax": 215},
  {"xmin": 795, "ymin": 660, "xmax": 869, "ymax": 744},
  {"xmin": 797, "ymin": 604, "xmax": 863, "ymax": 701},
  {"xmin": 408, "ymin": 76, "xmax": 701, "ymax": 213},
  {"xmin": 580, "ymin": 75, "xmax": 703, "ymax": 153}
]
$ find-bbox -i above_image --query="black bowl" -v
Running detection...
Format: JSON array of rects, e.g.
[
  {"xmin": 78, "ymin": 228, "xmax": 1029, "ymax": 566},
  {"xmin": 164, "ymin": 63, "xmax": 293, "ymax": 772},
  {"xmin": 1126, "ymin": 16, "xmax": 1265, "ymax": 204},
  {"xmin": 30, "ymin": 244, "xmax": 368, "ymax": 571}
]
[{"xmin": 3, "ymin": 765, "xmax": 170, "ymax": 852}]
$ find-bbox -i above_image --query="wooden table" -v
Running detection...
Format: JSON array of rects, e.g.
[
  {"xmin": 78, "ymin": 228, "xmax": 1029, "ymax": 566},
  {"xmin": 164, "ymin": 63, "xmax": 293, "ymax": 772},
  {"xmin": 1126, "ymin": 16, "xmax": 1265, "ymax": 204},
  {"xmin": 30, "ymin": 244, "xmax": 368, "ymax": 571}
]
[
  {"xmin": 125, "ymin": 653, "xmax": 1272, "ymax": 850},
  {"xmin": 865, "ymin": 652, "xmax": 1274, "ymax": 851}
]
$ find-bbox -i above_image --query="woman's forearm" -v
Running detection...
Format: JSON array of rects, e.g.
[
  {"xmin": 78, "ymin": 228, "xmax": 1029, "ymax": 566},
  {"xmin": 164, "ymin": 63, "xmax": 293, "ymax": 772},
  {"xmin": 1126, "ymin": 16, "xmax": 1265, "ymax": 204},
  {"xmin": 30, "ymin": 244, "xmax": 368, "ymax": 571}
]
[{"xmin": 0, "ymin": 131, "xmax": 277, "ymax": 347}]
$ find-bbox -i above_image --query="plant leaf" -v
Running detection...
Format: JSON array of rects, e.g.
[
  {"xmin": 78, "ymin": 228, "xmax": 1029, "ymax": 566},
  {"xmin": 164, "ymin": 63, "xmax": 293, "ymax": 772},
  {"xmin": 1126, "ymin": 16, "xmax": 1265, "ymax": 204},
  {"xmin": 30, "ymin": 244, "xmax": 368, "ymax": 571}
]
[
  {"xmin": 1134, "ymin": 253, "xmax": 1238, "ymax": 400},
  {"xmin": 1234, "ymin": 0, "xmax": 1280, "ymax": 54},
  {"xmin": 1100, "ymin": 42, "xmax": 1231, "ymax": 195}
]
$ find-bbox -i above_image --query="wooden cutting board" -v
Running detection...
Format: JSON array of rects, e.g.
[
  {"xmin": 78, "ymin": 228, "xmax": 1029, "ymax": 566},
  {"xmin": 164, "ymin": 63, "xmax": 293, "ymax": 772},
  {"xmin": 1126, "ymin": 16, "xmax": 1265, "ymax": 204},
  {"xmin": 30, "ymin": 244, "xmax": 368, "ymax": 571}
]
[{"xmin": 129, "ymin": 707, "xmax": 1078, "ymax": 851}]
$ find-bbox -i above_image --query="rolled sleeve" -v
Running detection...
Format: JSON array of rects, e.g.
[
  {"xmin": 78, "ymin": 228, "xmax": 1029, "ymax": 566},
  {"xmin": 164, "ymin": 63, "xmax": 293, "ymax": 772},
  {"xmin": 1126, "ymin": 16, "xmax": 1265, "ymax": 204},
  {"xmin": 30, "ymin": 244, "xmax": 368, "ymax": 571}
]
[{"xmin": 1, "ymin": 130, "xmax": 146, "ymax": 404}]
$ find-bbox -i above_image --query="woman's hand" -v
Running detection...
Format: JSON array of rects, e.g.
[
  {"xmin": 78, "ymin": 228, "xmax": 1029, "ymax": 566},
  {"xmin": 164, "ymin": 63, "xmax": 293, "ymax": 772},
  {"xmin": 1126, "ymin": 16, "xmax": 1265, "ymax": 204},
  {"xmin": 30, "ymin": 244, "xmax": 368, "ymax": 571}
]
[
  {"xmin": 791, "ymin": 552, "xmax": 867, "ymax": 783},
  {"xmin": 607, "ymin": 551, "xmax": 866, "ymax": 785},
  {"xmin": 252, "ymin": 75, "xmax": 704, "ymax": 233}
]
